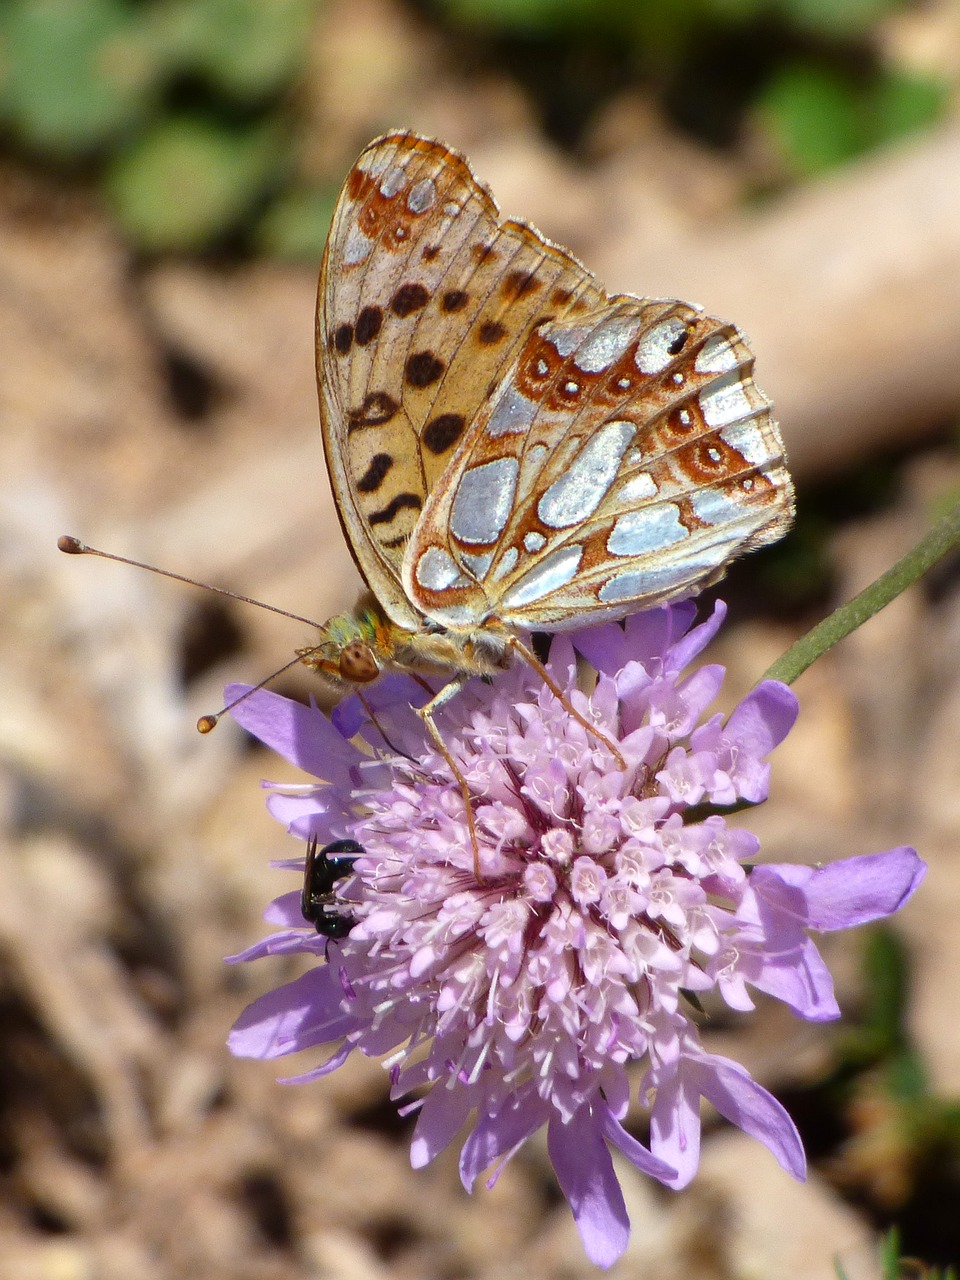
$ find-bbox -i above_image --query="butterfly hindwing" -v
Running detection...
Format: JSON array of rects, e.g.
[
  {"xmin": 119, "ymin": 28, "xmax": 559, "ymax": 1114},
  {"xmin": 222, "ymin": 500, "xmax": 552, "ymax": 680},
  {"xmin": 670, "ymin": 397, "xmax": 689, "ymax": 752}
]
[{"xmin": 403, "ymin": 297, "xmax": 793, "ymax": 629}]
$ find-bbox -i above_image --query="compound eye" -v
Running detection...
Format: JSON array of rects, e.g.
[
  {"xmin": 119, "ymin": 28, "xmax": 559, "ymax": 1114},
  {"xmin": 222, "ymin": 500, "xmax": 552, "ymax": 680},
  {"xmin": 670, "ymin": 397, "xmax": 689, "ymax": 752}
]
[{"xmin": 339, "ymin": 641, "xmax": 380, "ymax": 683}]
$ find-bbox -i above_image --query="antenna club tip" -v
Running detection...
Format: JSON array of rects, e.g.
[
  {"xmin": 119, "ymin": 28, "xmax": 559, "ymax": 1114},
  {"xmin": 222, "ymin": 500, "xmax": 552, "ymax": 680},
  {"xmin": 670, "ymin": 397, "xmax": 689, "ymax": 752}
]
[
  {"xmin": 58, "ymin": 535, "xmax": 85, "ymax": 554},
  {"xmin": 197, "ymin": 714, "xmax": 219, "ymax": 734}
]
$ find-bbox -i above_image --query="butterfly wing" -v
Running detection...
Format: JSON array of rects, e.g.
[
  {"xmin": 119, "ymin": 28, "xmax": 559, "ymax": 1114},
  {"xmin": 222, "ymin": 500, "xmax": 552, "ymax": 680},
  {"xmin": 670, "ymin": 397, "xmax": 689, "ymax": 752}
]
[
  {"xmin": 317, "ymin": 131, "xmax": 605, "ymax": 629},
  {"xmin": 403, "ymin": 298, "xmax": 794, "ymax": 630}
]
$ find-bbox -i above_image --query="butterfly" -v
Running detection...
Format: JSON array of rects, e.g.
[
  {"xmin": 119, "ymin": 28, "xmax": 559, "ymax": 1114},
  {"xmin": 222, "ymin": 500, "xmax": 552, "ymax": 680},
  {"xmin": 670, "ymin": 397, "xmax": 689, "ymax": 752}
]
[{"xmin": 298, "ymin": 131, "xmax": 794, "ymax": 852}]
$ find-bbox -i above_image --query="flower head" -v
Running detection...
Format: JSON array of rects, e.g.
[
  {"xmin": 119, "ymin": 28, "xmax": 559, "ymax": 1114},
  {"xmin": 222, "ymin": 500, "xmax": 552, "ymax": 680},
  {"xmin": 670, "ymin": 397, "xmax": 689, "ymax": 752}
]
[{"xmin": 227, "ymin": 600, "xmax": 924, "ymax": 1267}]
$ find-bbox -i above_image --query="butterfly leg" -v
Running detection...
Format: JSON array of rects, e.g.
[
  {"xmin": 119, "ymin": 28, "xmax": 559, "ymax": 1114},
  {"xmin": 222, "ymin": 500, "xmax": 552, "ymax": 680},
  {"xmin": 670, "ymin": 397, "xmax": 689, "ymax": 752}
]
[
  {"xmin": 415, "ymin": 677, "xmax": 484, "ymax": 880},
  {"xmin": 507, "ymin": 637, "xmax": 626, "ymax": 771}
]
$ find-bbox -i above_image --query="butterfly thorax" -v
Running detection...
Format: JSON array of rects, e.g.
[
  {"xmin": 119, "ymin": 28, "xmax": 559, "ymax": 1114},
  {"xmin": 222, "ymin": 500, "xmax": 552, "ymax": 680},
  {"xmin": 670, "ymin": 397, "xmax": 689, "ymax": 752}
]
[{"xmin": 297, "ymin": 592, "xmax": 512, "ymax": 688}]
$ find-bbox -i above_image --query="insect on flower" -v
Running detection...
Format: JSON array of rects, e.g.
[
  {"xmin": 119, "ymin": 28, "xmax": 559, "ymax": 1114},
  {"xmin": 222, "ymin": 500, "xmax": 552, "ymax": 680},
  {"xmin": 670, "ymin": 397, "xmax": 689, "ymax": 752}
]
[
  {"xmin": 297, "ymin": 131, "xmax": 795, "ymax": 863},
  {"xmin": 300, "ymin": 837, "xmax": 362, "ymax": 939}
]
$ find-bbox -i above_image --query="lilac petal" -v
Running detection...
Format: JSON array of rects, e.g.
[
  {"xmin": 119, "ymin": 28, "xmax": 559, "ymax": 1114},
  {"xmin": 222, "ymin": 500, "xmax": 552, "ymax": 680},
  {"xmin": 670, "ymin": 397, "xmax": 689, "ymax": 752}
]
[
  {"xmin": 280, "ymin": 1039, "xmax": 355, "ymax": 1083},
  {"xmin": 227, "ymin": 686, "xmax": 359, "ymax": 779},
  {"xmin": 676, "ymin": 664, "xmax": 725, "ymax": 724},
  {"xmin": 615, "ymin": 663, "xmax": 654, "ymax": 721},
  {"xmin": 575, "ymin": 606, "xmax": 695, "ymax": 676},
  {"xmin": 648, "ymin": 1064, "xmax": 702, "ymax": 1189},
  {"xmin": 333, "ymin": 673, "xmax": 434, "ymax": 746},
  {"xmin": 692, "ymin": 1054, "xmax": 806, "ymax": 1181},
  {"xmin": 265, "ymin": 889, "xmax": 308, "ymax": 927},
  {"xmin": 748, "ymin": 936, "xmax": 841, "ymax": 1021},
  {"xmin": 601, "ymin": 1109, "xmax": 677, "ymax": 1183},
  {"xmin": 665, "ymin": 599, "xmax": 726, "ymax": 672},
  {"xmin": 227, "ymin": 970, "xmax": 356, "ymax": 1059},
  {"xmin": 547, "ymin": 634, "xmax": 578, "ymax": 686},
  {"xmin": 622, "ymin": 604, "xmax": 696, "ymax": 670},
  {"xmin": 267, "ymin": 796, "xmax": 357, "ymax": 841},
  {"xmin": 330, "ymin": 696, "xmax": 363, "ymax": 739},
  {"xmin": 548, "ymin": 1103, "xmax": 630, "ymax": 1268},
  {"xmin": 597, "ymin": 1064, "xmax": 631, "ymax": 1119},
  {"xmin": 725, "ymin": 681, "xmax": 799, "ymax": 756},
  {"xmin": 727, "ymin": 757, "xmax": 770, "ymax": 805},
  {"xmin": 570, "ymin": 622, "xmax": 631, "ymax": 676},
  {"xmin": 409, "ymin": 1086, "xmax": 473, "ymax": 1169},
  {"xmin": 272, "ymin": 855, "xmax": 309, "ymax": 871},
  {"xmin": 756, "ymin": 849, "xmax": 925, "ymax": 932},
  {"xmin": 736, "ymin": 872, "xmax": 802, "ymax": 933},
  {"xmin": 459, "ymin": 1087, "xmax": 548, "ymax": 1189},
  {"xmin": 226, "ymin": 932, "xmax": 314, "ymax": 963}
]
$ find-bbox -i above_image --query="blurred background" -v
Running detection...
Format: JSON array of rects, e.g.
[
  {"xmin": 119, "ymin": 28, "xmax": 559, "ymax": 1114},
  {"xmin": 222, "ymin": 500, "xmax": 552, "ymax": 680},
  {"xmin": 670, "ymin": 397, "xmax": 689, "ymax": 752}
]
[{"xmin": 2, "ymin": 1, "xmax": 960, "ymax": 1276}]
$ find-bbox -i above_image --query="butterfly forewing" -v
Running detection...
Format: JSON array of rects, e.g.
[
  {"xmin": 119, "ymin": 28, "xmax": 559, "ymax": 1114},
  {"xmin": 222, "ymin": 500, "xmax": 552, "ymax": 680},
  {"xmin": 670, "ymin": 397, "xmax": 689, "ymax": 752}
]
[
  {"xmin": 404, "ymin": 295, "xmax": 793, "ymax": 629},
  {"xmin": 317, "ymin": 132, "xmax": 606, "ymax": 629}
]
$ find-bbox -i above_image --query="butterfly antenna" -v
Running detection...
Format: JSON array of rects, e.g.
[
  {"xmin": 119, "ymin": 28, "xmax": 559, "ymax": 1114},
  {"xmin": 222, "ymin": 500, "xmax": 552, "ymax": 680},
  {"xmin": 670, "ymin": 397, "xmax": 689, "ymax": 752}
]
[
  {"xmin": 57, "ymin": 536, "xmax": 322, "ymax": 629},
  {"xmin": 197, "ymin": 654, "xmax": 305, "ymax": 733}
]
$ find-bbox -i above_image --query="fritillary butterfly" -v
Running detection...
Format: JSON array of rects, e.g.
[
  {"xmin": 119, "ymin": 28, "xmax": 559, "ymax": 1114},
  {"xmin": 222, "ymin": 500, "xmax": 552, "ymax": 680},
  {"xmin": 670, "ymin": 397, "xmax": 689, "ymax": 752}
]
[{"xmin": 299, "ymin": 132, "xmax": 794, "ymax": 846}]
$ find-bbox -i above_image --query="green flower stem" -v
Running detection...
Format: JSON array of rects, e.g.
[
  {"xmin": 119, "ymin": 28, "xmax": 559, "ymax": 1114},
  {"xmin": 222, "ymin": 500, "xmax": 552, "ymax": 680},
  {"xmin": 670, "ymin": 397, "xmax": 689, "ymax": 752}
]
[{"xmin": 762, "ymin": 499, "xmax": 960, "ymax": 687}]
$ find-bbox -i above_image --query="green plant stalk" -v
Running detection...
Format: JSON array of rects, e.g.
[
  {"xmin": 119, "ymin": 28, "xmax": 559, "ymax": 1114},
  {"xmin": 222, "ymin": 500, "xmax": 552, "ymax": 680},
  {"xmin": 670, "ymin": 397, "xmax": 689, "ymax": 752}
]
[{"xmin": 762, "ymin": 499, "xmax": 960, "ymax": 687}]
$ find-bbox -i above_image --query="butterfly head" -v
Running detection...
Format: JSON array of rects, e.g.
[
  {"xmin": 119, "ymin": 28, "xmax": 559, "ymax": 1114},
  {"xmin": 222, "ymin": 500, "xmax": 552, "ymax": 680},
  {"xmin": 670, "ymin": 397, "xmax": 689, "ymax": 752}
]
[
  {"xmin": 296, "ymin": 591, "xmax": 512, "ymax": 693},
  {"xmin": 296, "ymin": 596, "xmax": 395, "ymax": 688}
]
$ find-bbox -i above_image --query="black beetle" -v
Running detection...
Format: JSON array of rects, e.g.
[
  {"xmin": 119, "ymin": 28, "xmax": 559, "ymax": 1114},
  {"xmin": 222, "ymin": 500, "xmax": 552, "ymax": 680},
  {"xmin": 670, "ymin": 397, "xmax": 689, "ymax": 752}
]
[{"xmin": 301, "ymin": 836, "xmax": 363, "ymax": 939}]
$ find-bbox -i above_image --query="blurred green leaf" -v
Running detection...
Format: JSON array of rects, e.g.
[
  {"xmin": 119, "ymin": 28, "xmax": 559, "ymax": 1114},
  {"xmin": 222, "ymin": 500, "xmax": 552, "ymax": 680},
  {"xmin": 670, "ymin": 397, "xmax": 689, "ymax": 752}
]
[
  {"xmin": 840, "ymin": 927, "xmax": 934, "ymax": 1109},
  {"xmin": 756, "ymin": 514, "xmax": 833, "ymax": 605},
  {"xmin": 158, "ymin": 0, "xmax": 319, "ymax": 100},
  {"xmin": 0, "ymin": 0, "xmax": 160, "ymax": 155},
  {"xmin": 434, "ymin": 0, "xmax": 589, "ymax": 33},
  {"xmin": 435, "ymin": 0, "xmax": 771, "ymax": 37},
  {"xmin": 106, "ymin": 115, "xmax": 279, "ymax": 251},
  {"xmin": 865, "ymin": 68, "xmax": 949, "ymax": 150},
  {"xmin": 877, "ymin": 1226, "xmax": 960, "ymax": 1280},
  {"xmin": 704, "ymin": 0, "xmax": 768, "ymax": 18},
  {"xmin": 759, "ymin": 57, "xmax": 948, "ymax": 180},
  {"xmin": 861, "ymin": 926, "xmax": 910, "ymax": 1052},
  {"xmin": 256, "ymin": 185, "xmax": 334, "ymax": 260},
  {"xmin": 778, "ymin": 0, "xmax": 902, "ymax": 37},
  {"xmin": 758, "ymin": 63, "xmax": 865, "ymax": 175},
  {"xmin": 435, "ymin": 0, "xmax": 674, "ymax": 46},
  {"xmin": 878, "ymin": 1228, "xmax": 901, "ymax": 1280},
  {"xmin": 431, "ymin": 0, "xmax": 740, "ymax": 71}
]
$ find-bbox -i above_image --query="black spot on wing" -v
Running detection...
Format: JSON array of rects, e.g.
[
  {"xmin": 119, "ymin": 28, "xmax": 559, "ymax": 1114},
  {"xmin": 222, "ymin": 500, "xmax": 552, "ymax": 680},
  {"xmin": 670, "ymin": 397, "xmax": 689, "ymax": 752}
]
[
  {"xmin": 355, "ymin": 306, "xmax": 383, "ymax": 346},
  {"xmin": 333, "ymin": 324, "xmax": 353, "ymax": 355},
  {"xmin": 423, "ymin": 414, "xmax": 465, "ymax": 454},
  {"xmin": 478, "ymin": 320, "xmax": 506, "ymax": 345},
  {"xmin": 357, "ymin": 453, "xmax": 393, "ymax": 492},
  {"xmin": 502, "ymin": 269, "xmax": 540, "ymax": 300},
  {"xmin": 668, "ymin": 327, "xmax": 690, "ymax": 355},
  {"xmin": 405, "ymin": 351, "xmax": 444, "ymax": 388},
  {"xmin": 369, "ymin": 492, "xmax": 423, "ymax": 526},
  {"xmin": 391, "ymin": 283, "xmax": 430, "ymax": 317}
]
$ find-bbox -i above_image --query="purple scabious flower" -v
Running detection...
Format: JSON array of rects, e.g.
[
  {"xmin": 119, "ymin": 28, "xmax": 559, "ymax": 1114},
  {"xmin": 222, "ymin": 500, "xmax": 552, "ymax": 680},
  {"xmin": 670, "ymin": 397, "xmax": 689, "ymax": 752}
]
[{"xmin": 227, "ymin": 600, "xmax": 925, "ymax": 1267}]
